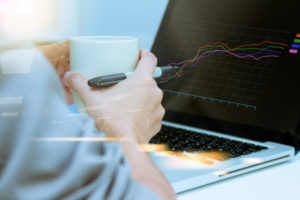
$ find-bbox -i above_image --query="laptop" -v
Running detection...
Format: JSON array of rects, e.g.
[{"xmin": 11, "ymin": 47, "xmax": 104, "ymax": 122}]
[{"xmin": 149, "ymin": 0, "xmax": 300, "ymax": 193}]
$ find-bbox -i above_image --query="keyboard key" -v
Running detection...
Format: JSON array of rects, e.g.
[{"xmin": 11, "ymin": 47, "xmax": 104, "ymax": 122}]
[{"xmin": 150, "ymin": 125, "xmax": 268, "ymax": 160}]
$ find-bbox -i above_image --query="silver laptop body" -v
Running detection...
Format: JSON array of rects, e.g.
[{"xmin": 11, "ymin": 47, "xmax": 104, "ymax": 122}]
[{"xmin": 150, "ymin": 121, "xmax": 294, "ymax": 193}]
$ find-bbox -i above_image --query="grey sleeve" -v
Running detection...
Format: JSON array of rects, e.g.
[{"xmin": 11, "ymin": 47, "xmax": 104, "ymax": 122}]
[{"xmin": 0, "ymin": 50, "xmax": 160, "ymax": 200}]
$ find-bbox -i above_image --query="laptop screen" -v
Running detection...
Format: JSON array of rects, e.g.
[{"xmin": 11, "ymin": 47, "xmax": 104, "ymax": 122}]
[{"xmin": 152, "ymin": 0, "xmax": 300, "ymax": 133}]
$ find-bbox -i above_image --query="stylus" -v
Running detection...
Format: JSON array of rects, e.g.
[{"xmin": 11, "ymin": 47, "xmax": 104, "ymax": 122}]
[{"xmin": 88, "ymin": 66, "xmax": 179, "ymax": 88}]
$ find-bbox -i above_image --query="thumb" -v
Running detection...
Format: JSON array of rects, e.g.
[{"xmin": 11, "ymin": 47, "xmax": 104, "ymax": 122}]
[
  {"xmin": 133, "ymin": 48, "xmax": 158, "ymax": 77},
  {"xmin": 38, "ymin": 41, "xmax": 70, "ymax": 60},
  {"xmin": 63, "ymin": 72, "xmax": 89, "ymax": 97}
]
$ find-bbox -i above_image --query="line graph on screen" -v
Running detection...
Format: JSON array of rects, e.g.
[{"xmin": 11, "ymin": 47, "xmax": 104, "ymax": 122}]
[
  {"xmin": 157, "ymin": 20, "xmax": 291, "ymax": 110},
  {"xmin": 160, "ymin": 41, "xmax": 288, "ymax": 83}
]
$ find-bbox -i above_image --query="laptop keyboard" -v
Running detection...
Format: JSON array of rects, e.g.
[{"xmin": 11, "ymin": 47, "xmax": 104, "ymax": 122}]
[{"xmin": 150, "ymin": 125, "xmax": 268, "ymax": 160}]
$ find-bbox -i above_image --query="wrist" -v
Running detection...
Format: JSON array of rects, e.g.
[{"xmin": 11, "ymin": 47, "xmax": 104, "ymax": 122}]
[{"xmin": 120, "ymin": 140, "xmax": 176, "ymax": 200}]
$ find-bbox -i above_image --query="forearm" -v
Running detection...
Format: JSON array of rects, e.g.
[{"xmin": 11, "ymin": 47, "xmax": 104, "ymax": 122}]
[{"xmin": 120, "ymin": 141, "xmax": 176, "ymax": 200}]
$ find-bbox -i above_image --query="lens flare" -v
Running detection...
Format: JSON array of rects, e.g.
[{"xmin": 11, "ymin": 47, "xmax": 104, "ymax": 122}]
[
  {"xmin": 8, "ymin": 0, "xmax": 55, "ymax": 39},
  {"xmin": 32, "ymin": 137, "xmax": 229, "ymax": 167},
  {"xmin": 143, "ymin": 143, "xmax": 229, "ymax": 166}
]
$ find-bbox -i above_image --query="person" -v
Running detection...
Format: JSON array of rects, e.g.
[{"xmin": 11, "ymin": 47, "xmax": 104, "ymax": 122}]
[{"xmin": 0, "ymin": 41, "xmax": 176, "ymax": 200}]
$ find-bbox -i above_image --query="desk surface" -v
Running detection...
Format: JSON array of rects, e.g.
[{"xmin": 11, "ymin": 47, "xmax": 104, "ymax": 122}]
[{"xmin": 178, "ymin": 153, "xmax": 300, "ymax": 200}]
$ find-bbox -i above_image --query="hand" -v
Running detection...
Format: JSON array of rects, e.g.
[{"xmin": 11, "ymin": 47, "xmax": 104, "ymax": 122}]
[
  {"xmin": 63, "ymin": 49, "xmax": 165, "ymax": 143},
  {"xmin": 37, "ymin": 41, "xmax": 73, "ymax": 104}
]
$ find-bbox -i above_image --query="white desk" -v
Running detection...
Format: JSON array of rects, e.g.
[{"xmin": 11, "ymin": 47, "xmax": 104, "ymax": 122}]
[{"xmin": 178, "ymin": 153, "xmax": 300, "ymax": 200}]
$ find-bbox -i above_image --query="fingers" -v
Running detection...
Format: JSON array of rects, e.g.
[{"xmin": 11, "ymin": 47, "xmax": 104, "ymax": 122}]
[
  {"xmin": 57, "ymin": 55, "xmax": 71, "ymax": 78},
  {"xmin": 64, "ymin": 86, "xmax": 74, "ymax": 105},
  {"xmin": 148, "ymin": 104, "xmax": 165, "ymax": 140},
  {"xmin": 53, "ymin": 41, "xmax": 70, "ymax": 57},
  {"xmin": 63, "ymin": 72, "xmax": 89, "ymax": 98},
  {"xmin": 155, "ymin": 87, "xmax": 164, "ymax": 105},
  {"xmin": 133, "ymin": 49, "xmax": 158, "ymax": 78},
  {"xmin": 152, "ymin": 122, "xmax": 163, "ymax": 137},
  {"xmin": 38, "ymin": 41, "xmax": 70, "ymax": 61},
  {"xmin": 153, "ymin": 105, "xmax": 165, "ymax": 123}
]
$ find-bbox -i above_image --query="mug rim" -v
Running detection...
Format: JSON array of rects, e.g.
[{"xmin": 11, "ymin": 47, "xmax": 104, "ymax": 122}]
[{"xmin": 71, "ymin": 36, "xmax": 138, "ymax": 43}]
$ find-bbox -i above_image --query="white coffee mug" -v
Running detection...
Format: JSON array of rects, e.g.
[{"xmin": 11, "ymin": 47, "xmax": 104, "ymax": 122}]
[{"xmin": 70, "ymin": 36, "xmax": 139, "ymax": 113}]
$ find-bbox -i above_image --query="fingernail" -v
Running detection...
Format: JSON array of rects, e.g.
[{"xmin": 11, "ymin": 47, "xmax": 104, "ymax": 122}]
[{"xmin": 63, "ymin": 71, "xmax": 73, "ymax": 87}]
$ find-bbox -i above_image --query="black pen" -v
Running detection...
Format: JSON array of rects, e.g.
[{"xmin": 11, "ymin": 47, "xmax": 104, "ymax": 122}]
[{"xmin": 88, "ymin": 66, "xmax": 179, "ymax": 88}]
